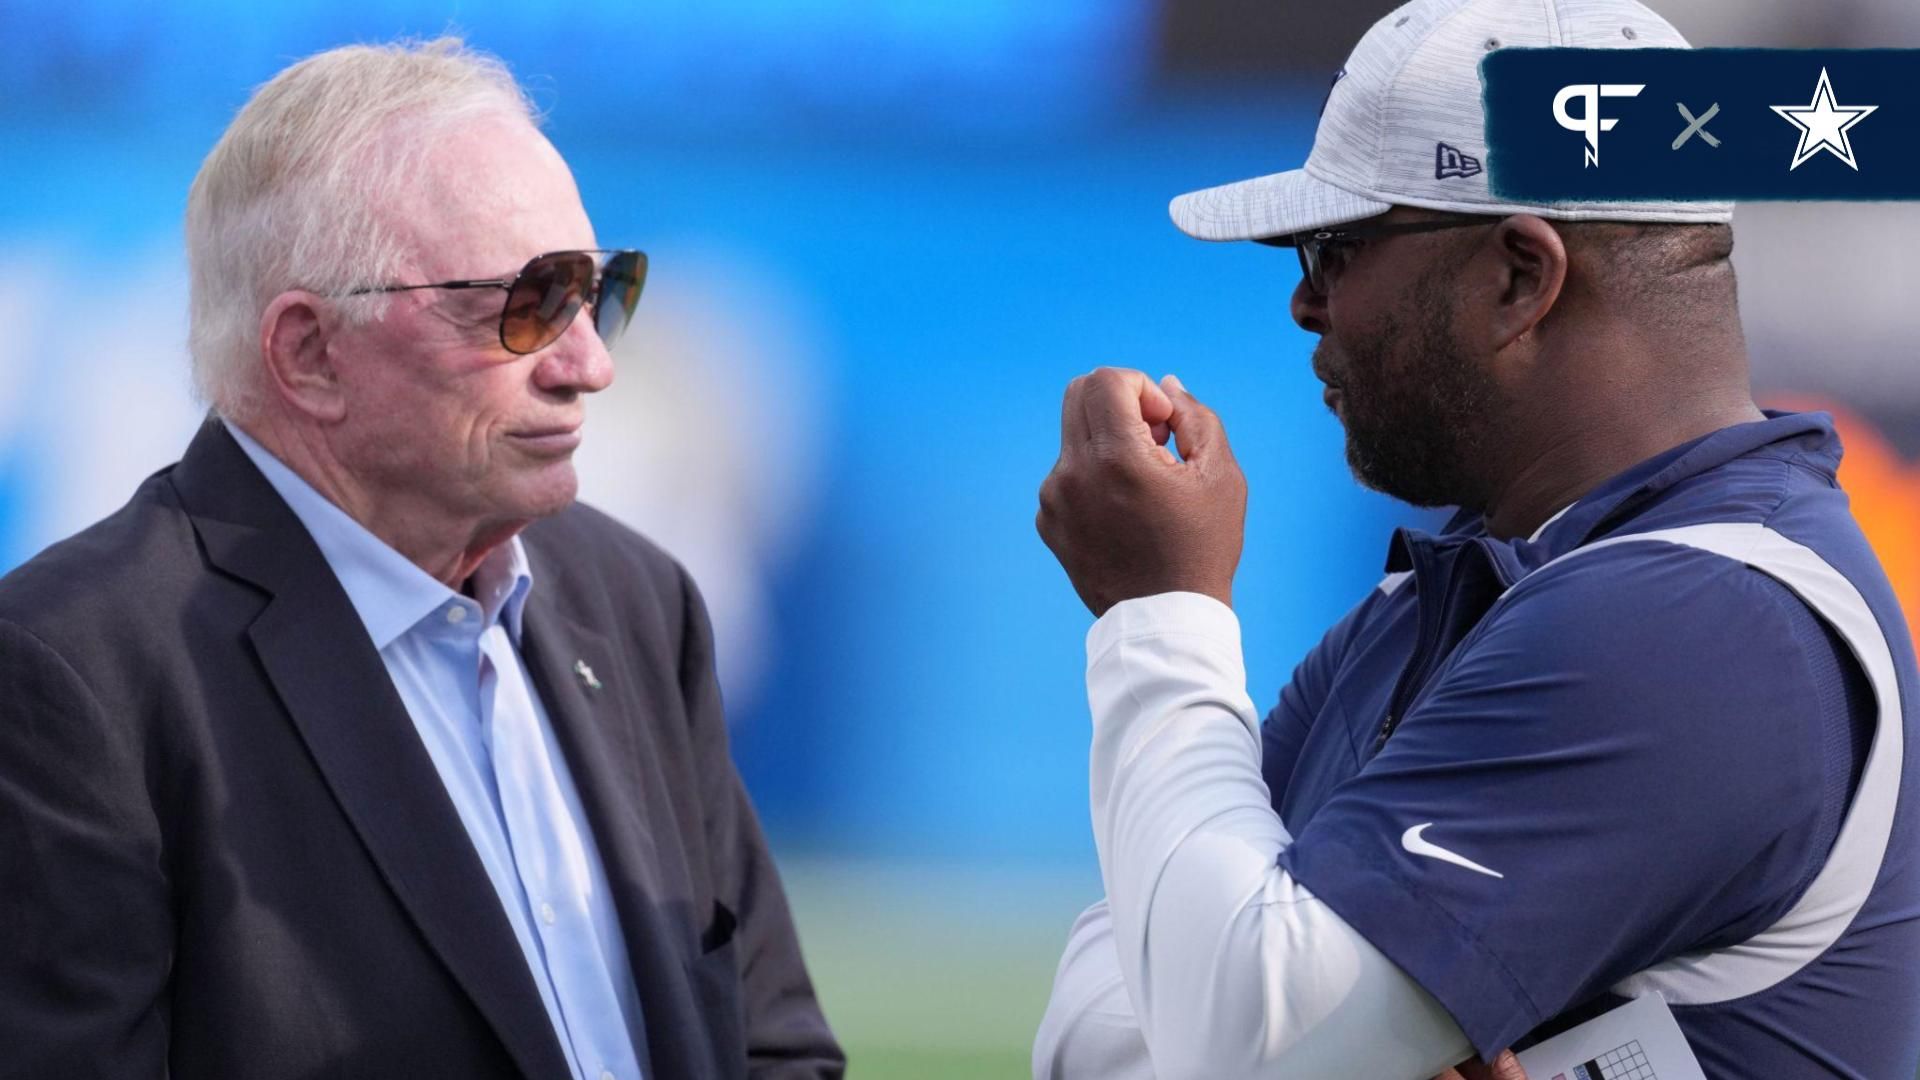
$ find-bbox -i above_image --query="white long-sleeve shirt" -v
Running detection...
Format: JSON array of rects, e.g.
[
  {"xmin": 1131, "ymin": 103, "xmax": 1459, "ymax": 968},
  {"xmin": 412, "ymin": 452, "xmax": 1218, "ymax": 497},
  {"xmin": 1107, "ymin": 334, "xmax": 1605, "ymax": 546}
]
[{"xmin": 1033, "ymin": 592, "xmax": 1474, "ymax": 1080}]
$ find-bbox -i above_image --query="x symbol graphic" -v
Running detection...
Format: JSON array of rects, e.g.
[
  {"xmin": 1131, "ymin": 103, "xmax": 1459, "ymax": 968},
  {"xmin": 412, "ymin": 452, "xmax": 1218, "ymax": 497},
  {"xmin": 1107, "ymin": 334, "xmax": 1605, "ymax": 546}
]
[{"xmin": 1673, "ymin": 102, "xmax": 1721, "ymax": 149}]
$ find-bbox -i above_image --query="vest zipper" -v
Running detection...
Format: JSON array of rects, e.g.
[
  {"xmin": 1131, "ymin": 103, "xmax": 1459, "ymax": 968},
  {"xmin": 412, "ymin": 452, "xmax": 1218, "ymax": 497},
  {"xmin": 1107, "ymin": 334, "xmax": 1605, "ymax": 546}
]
[{"xmin": 1375, "ymin": 555, "xmax": 1473, "ymax": 752}]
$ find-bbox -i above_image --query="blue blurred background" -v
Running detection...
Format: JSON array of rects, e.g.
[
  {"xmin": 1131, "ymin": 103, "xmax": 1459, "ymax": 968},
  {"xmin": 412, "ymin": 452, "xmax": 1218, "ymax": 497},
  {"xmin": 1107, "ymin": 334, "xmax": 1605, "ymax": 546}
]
[{"xmin": 3, "ymin": 1, "xmax": 1915, "ymax": 1073}]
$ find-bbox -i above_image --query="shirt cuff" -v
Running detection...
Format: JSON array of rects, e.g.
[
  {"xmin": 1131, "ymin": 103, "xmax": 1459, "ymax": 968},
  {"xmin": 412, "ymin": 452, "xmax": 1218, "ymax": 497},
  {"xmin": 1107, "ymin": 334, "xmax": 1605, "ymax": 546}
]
[{"xmin": 1087, "ymin": 591, "xmax": 1241, "ymax": 667}]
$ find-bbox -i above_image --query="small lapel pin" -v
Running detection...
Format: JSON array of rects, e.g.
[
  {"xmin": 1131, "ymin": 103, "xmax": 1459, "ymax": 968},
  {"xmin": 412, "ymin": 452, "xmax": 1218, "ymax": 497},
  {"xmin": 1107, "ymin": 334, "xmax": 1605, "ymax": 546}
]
[{"xmin": 573, "ymin": 659, "xmax": 602, "ymax": 691}]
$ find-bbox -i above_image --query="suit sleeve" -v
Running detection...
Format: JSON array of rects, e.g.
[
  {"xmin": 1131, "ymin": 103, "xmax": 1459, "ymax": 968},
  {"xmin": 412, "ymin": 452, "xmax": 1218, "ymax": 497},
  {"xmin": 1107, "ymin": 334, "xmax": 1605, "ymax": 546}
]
[
  {"xmin": 0, "ymin": 618, "xmax": 171, "ymax": 1079},
  {"xmin": 673, "ymin": 566, "xmax": 846, "ymax": 1079}
]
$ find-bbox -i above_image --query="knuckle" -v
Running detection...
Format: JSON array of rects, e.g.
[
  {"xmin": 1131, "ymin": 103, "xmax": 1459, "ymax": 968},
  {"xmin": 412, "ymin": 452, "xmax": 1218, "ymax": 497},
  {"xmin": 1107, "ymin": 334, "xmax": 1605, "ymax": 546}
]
[
  {"xmin": 1042, "ymin": 463, "xmax": 1085, "ymax": 501},
  {"xmin": 1084, "ymin": 431, "xmax": 1131, "ymax": 465}
]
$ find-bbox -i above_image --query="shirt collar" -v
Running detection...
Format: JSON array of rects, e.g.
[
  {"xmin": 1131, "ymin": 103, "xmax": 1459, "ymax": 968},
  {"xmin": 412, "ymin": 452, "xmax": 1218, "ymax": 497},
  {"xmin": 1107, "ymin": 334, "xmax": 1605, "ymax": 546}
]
[
  {"xmin": 1525, "ymin": 500, "xmax": 1577, "ymax": 543},
  {"xmin": 227, "ymin": 423, "xmax": 535, "ymax": 648},
  {"xmin": 1520, "ymin": 409, "xmax": 1836, "ymax": 557},
  {"xmin": 474, "ymin": 535, "xmax": 536, "ymax": 642},
  {"xmin": 1395, "ymin": 410, "xmax": 1841, "ymax": 576}
]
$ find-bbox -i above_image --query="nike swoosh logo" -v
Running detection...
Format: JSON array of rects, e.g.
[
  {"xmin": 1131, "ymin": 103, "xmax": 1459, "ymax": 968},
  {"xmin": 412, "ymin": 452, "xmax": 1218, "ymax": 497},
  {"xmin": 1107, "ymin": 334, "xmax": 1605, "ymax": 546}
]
[{"xmin": 1401, "ymin": 823, "xmax": 1504, "ymax": 879}]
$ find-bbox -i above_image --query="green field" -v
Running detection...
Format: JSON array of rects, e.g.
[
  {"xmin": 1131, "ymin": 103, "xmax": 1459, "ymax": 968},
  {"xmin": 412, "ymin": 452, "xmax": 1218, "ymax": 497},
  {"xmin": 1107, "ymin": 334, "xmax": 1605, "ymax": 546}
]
[
  {"xmin": 785, "ymin": 858, "xmax": 1920, "ymax": 1079},
  {"xmin": 781, "ymin": 858, "xmax": 1097, "ymax": 1078}
]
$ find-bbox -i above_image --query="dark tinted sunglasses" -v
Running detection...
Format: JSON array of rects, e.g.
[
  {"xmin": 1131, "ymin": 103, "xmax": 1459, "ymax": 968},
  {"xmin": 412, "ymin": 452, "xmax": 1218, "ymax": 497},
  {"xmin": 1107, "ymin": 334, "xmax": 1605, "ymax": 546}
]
[
  {"xmin": 1268, "ymin": 217, "xmax": 1490, "ymax": 294},
  {"xmin": 350, "ymin": 248, "xmax": 647, "ymax": 355}
]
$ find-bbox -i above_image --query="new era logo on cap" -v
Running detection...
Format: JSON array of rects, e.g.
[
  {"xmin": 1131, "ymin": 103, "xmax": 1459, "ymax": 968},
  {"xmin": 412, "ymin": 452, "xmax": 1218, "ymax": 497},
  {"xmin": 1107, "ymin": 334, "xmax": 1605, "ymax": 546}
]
[
  {"xmin": 1318, "ymin": 67, "xmax": 1348, "ymax": 119},
  {"xmin": 1436, "ymin": 142, "xmax": 1482, "ymax": 179}
]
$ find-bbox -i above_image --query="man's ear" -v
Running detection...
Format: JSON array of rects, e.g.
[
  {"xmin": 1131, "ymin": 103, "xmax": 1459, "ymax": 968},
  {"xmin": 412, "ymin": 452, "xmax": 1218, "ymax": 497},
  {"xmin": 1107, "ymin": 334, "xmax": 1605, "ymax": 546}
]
[
  {"xmin": 1486, "ymin": 214, "xmax": 1567, "ymax": 351},
  {"xmin": 259, "ymin": 291, "xmax": 347, "ymax": 423}
]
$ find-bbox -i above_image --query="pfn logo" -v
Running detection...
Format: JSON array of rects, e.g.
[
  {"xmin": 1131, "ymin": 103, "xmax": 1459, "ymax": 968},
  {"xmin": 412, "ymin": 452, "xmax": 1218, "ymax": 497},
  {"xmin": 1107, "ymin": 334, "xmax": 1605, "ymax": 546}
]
[{"xmin": 1552, "ymin": 83, "xmax": 1645, "ymax": 167}]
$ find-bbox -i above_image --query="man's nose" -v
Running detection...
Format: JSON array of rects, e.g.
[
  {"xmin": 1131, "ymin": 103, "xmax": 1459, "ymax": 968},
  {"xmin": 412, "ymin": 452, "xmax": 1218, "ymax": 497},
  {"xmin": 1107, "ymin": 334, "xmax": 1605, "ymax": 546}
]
[
  {"xmin": 534, "ymin": 308, "xmax": 616, "ymax": 394},
  {"xmin": 1290, "ymin": 274, "xmax": 1329, "ymax": 336}
]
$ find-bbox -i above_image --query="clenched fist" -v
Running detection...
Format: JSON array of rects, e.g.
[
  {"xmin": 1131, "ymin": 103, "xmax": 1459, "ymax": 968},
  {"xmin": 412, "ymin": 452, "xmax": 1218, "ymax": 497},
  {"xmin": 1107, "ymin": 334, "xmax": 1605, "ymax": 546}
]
[{"xmin": 1036, "ymin": 367, "xmax": 1247, "ymax": 617}]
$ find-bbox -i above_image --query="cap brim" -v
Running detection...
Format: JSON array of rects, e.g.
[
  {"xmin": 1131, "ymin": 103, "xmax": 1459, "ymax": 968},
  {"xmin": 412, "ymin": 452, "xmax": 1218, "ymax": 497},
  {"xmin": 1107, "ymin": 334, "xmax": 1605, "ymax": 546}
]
[{"xmin": 1170, "ymin": 167, "xmax": 1390, "ymax": 243}]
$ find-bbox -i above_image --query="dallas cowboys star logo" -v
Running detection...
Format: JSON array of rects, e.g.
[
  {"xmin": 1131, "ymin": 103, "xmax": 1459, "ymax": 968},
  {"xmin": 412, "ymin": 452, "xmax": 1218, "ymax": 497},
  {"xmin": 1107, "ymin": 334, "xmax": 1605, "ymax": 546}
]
[{"xmin": 1771, "ymin": 67, "xmax": 1877, "ymax": 171}]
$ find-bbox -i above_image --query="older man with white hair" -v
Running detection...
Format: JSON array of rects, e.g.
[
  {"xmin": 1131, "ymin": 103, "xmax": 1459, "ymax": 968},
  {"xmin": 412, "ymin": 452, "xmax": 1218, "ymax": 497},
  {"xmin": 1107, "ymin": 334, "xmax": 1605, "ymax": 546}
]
[{"xmin": 0, "ymin": 39, "xmax": 842, "ymax": 1080}]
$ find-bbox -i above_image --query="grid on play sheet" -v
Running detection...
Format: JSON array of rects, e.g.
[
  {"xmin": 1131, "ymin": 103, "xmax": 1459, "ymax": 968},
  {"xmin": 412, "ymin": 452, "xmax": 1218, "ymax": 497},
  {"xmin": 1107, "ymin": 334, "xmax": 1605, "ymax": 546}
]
[{"xmin": 1561, "ymin": 1040, "xmax": 1655, "ymax": 1080}]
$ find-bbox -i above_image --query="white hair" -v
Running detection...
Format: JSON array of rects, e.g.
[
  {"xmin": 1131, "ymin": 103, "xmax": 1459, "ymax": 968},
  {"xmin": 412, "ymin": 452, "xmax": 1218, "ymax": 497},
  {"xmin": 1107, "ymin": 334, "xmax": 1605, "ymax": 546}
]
[{"xmin": 185, "ymin": 37, "xmax": 538, "ymax": 420}]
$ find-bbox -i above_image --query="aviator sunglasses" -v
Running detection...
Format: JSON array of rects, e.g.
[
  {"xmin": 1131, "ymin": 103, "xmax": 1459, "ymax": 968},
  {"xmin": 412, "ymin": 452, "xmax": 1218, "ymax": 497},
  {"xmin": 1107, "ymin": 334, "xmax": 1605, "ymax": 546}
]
[{"xmin": 350, "ymin": 248, "xmax": 648, "ymax": 355}]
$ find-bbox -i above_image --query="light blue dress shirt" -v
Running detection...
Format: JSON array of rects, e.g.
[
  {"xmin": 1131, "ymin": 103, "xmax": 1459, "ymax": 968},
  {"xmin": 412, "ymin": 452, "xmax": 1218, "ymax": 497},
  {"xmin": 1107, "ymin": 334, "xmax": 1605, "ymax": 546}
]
[{"xmin": 230, "ymin": 425, "xmax": 647, "ymax": 1080}]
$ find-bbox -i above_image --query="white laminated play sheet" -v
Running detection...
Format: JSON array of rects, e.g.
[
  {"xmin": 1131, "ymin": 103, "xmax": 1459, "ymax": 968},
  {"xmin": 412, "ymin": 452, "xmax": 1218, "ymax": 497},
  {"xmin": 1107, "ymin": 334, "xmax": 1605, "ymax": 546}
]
[{"xmin": 1514, "ymin": 993, "xmax": 1707, "ymax": 1080}]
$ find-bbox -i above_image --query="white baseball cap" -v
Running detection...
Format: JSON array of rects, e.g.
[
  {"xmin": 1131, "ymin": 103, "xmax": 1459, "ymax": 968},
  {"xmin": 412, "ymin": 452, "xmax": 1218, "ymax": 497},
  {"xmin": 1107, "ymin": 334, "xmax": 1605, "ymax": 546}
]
[{"xmin": 1169, "ymin": 0, "xmax": 1734, "ymax": 243}]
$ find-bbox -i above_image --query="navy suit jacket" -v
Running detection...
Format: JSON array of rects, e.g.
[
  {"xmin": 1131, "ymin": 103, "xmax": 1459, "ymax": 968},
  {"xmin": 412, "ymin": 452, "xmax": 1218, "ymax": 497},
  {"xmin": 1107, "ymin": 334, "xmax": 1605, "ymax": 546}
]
[{"xmin": 0, "ymin": 419, "xmax": 843, "ymax": 1079}]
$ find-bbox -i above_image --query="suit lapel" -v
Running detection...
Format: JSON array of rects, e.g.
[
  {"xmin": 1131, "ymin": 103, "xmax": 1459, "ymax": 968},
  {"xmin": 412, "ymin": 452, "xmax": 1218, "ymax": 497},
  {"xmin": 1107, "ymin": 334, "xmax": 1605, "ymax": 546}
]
[
  {"xmin": 519, "ymin": 592, "xmax": 717, "ymax": 1079},
  {"xmin": 172, "ymin": 420, "xmax": 573, "ymax": 1080}
]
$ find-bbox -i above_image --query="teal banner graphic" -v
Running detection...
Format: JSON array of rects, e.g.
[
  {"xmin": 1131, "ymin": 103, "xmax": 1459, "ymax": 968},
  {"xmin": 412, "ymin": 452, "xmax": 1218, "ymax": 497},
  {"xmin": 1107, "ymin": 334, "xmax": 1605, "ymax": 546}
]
[{"xmin": 1482, "ymin": 49, "xmax": 1918, "ymax": 201}]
